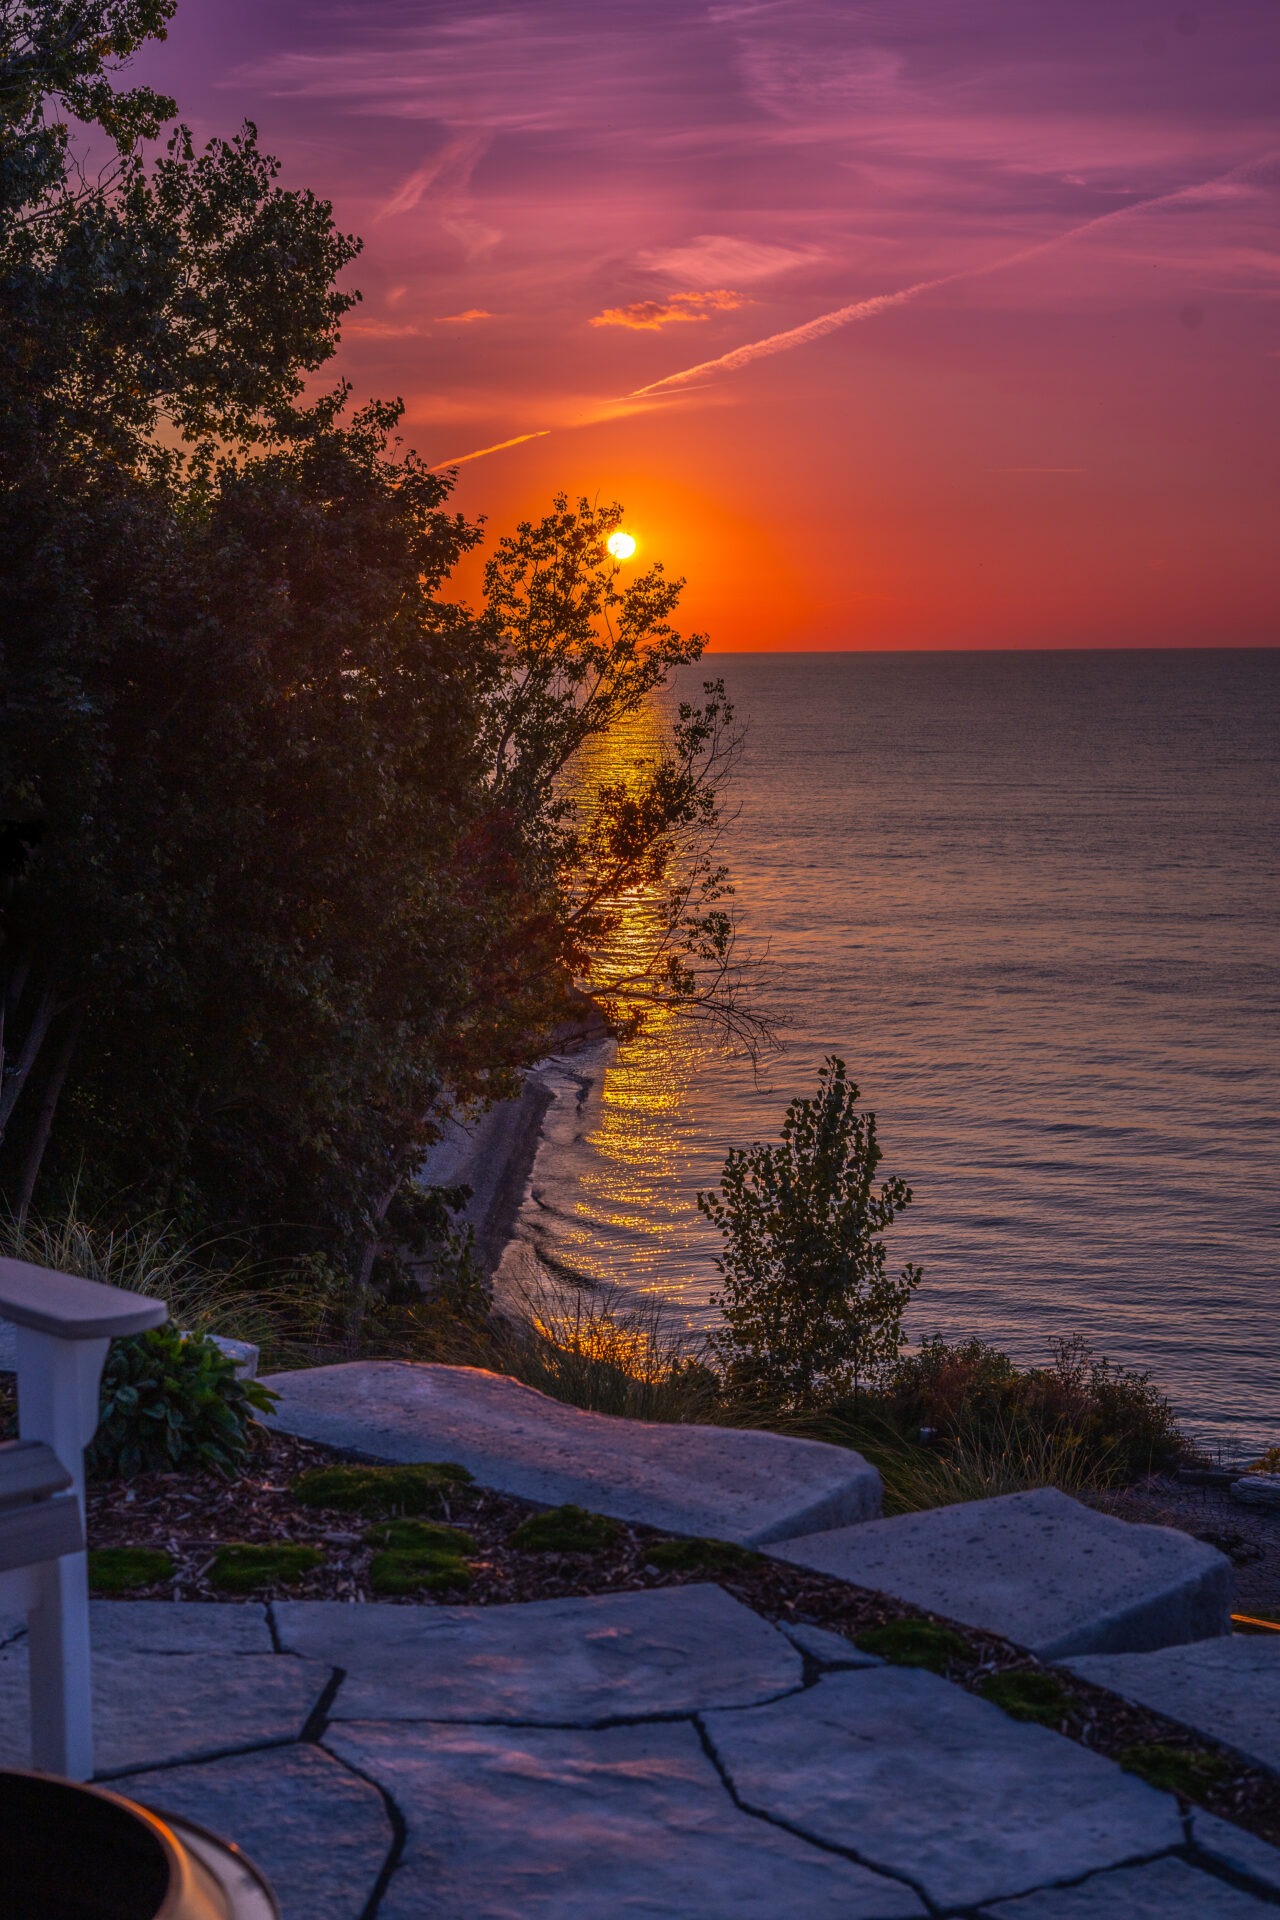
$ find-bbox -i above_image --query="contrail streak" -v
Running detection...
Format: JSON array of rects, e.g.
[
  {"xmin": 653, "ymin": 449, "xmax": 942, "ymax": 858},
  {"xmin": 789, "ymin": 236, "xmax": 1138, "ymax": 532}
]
[
  {"xmin": 430, "ymin": 429, "xmax": 550, "ymax": 471},
  {"xmin": 432, "ymin": 152, "xmax": 1275, "ymax": 462},
  {"xmin": 630, "ymin": 154, "xmax": 1274, "ymax": 398}
]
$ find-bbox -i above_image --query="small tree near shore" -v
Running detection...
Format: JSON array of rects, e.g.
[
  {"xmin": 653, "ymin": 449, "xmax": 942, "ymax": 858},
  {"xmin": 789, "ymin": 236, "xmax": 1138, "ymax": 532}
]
[{"xmin": 698, "ymin": 1058, "xmax": 922, "ymax": 1405}]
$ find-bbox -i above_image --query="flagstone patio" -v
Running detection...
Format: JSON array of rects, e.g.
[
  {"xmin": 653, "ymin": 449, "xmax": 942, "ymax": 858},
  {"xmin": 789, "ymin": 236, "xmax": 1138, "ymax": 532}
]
[{"xmin": 3, "ymin": 1593, "xmax": 1279, "ymax": 1918}]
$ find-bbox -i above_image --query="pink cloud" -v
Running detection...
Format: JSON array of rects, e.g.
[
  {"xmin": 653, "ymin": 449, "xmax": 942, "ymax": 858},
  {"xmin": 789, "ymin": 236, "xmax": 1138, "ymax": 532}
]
[{"xmin": 590, "ymin": 289, "xmax": 745, "ymax": 330}]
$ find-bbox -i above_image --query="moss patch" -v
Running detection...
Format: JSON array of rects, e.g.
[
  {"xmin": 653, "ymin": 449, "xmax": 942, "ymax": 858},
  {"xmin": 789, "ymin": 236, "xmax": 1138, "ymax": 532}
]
[
  {"xmin": 509, "ymin": 1505, "xmax": 623, "ymax": 1554},
  {"xmin": 88, "ymin": 1547, "xmax": 174, "ymax": 1595},
  {"xmin": 208, "ymin": 1543, "xmax": 323, "ymax": 1593},
  {"xmin": 642, "ymin": 1536, "xmax": 761, "ymax": 1575},
  {"xmin": 978, "ymin": 1668, "xmax": 1071, "ymax": 1726},
  {"xmin": 1118, "ymin": 1742, "xmax": 1235, "ymax": 1798},
  {"xmin": 363, "ymin": 1519, "xmax": 477, "ymax": 1554},
  {"xmin": 292, "ymin": 1462, "xmax": 472, "ymax": 1517},
  {"xmin": 369, "ymin": 1549, "xmax": 472, "ymax": 1596},
  {"xmin": 855, "ymin": 1619, "xmax": 969, "ymax": 1673}
]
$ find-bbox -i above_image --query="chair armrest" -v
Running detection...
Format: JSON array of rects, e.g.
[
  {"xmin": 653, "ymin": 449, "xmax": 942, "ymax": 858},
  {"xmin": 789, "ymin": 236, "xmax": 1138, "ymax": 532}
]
[{"xmin": 0, "ymin": 1257, "xmax": 167, "ymax": 1340}]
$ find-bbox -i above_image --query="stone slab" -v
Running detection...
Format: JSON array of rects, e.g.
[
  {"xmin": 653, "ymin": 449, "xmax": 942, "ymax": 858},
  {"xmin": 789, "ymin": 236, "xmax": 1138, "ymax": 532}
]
[
  {"xmin": 771, "ymin": 1487, "xmax": 1232, "ymax": 1658},
  {"xmin": 262, "ymin": 1360, "xmax": 881, "ymax": 1546},
  {"xmin": 978, "ymin": 1856, "xmax": 1277, "ymax": 1917},
  {"xmin": 277, "ymin": 1585, "xmax": 801, "ymax": 1725},
  {"xmin": 1190, "ymin": 1813, "xmax": 1280, "ymax": 1897},
  {"xmin": 91, "ymin": 1600, "xmax": 274, "ymax": 1655},
  {"xmin": 328, "ymin": 1717, "xmax": 926, "ymax": 1919},
  {"xmin": 0, "ymin": 1645, "xmax": 331, "ymax": 1774},
  {"xmin": 702, "ymin": 1666, "xmax": 1183, "ymax": 1911},
  {"xmin": 1064, "ymin": 1637, "xmax": 1280, "ymax": 1773},
  {"xmin": 127, "ymin": 1744, "xmax": 392, "ymax": 1920},
  {"xmin": 782, "ymin": 1621, "xmax": 884, "ymax": 1668}
]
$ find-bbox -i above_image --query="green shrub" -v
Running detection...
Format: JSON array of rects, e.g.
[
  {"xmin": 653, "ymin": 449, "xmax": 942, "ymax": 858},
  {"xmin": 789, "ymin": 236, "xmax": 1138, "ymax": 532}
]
[
  {"xmin": 369, "ymin": 1548, "xmax": 472, "ymax": 1595},
  {"xmin": 1118, "ymin": 1742, "xmax": 1233, "ymax": 1798},
  {"xmin": 855, "ymin": 1620, "xmax": 968, "ymax": 1672},
  {"xmin": 509, "ymin": 1505, "xmax": 623, "ymax": 1554},
  {"xmin": 642, "ymin": 1537, "xmax": 760, "ymax": 1575},
  {"xmin": 292, "ymin": 1462, "xmax": 471, "ymax": 1517},
  {"xmin": 87, "ymin": 1547, "xmax": 174, "ymax": 1594},
  {"xmin": 878, "ymin": 1333, "xmax": 1193, "ymax": 1485},
  {"xmin": 363, "ymin": 1520, "xmax": 476, "ymax": 1554},
  {"xmin": 978, "ymin": 1669, "xmax": 1070, "ymax": 1725},
  {"xmin": 698, "ymin": 1058, "xmax": 922, "ymax": 1405},
  {"xmin": 87, "ymin": 1327, "xmax": 278, "ymax": 1480},
  {"xmin": 208, "ymin": 1544, "xmax": 322, "ymax": 1593}
]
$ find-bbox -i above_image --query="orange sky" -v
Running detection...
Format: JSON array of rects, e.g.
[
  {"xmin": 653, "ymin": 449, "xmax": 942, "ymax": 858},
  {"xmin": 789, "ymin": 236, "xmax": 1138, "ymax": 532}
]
[{"xmin": 140, "ymin": 0, "xmax": 1280, "ymax": 649}]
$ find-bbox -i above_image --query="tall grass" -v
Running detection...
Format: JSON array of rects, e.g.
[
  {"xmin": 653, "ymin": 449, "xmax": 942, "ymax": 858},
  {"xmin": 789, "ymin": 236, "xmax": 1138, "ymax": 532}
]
[
  {"xmin": 0, "ymin": 1201, "xmax": 293, "ymax": 1361},
  {"xmin": 785, "ymin": 1402, "xmax": 1133, "ymax": 1515},
  {"xmin": 491, "ymin": 1277, "xmax": 720, "ymax": 1423}
]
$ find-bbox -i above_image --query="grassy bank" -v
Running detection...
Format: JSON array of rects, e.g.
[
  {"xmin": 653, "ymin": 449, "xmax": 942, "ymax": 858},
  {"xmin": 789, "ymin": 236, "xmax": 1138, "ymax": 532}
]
[{"xmin": 4, "ymin": 1205, "xmax": 1203, "ymax": 1513}]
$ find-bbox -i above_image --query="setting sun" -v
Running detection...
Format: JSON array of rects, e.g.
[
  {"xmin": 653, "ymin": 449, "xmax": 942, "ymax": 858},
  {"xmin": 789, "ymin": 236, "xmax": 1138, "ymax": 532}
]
[{"xmin": 606, "ymin": 530, "xmax": 637, "ymax": 561}]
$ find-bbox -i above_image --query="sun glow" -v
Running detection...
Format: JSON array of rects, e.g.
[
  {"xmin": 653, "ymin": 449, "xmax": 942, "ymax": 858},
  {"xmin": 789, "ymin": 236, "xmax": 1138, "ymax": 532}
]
[{"xmin": 606, "ymin": 530, "xmax": 637, "ymax": 561}]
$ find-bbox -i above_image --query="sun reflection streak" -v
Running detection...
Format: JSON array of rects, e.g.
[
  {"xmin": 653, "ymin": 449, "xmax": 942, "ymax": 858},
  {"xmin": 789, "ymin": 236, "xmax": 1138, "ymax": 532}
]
[{"xmin": 543, "ymin": 697, "xmax": 728, "ymax": 1302}]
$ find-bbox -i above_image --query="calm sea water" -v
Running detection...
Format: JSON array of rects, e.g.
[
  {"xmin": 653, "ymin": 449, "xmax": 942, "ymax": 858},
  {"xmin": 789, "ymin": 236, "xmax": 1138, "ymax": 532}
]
[{"xmin": 516, "ymin": 651, "xmax": 1280, "ymax": 1459}]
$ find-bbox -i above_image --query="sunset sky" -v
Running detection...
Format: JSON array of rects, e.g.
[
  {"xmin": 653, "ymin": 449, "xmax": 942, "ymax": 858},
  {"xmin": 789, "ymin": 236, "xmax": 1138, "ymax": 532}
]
[{"xmin": 139, "ymin": 1, "xmax": 1279, "ymax": 649}]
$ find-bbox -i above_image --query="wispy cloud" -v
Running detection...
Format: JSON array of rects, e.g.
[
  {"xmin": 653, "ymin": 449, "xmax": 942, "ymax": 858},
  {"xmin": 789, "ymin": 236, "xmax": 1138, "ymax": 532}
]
[
  {"xmin": 436, "ymin": 308, "xmax": 495, "ymax": 324},
  {"xmin": 638, "ymin": 236, "xmax": 817, "ymax": 283},
  {"xmin": 375, "ymin": 135, "xmax": 487, "ymax": 221},
  {"xmin": 632, "ymin": 155, "xmax": 1278, "ymax": 397},
  {"xmin": 590, "ymin": 289, "xmax": 744, "ymax": 330},
  {"xmin": 345, "ymin": 319, "xmax": 426, "ymax": 339}
]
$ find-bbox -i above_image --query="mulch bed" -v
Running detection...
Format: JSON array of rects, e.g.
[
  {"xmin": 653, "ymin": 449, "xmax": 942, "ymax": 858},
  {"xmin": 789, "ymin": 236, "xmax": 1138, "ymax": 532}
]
[{"xmin": 4, "ymin": 1376, "xmax": 1278, "ymax": 1853}]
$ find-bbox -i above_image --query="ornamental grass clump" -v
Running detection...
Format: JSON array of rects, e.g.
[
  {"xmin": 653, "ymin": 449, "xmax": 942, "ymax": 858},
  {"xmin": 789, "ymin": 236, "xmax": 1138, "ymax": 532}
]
[
  {"xmin": 88, "ymin": 1326, "xmax": 277, "ymax": 1480},
  {"xmin": 882, "ymin": 1332, "xmax": 1193, "ymax": 1486}
]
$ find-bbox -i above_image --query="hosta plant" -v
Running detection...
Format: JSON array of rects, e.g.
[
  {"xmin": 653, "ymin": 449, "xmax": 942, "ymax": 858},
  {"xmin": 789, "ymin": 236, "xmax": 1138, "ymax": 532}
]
[{"xmin": 88, "ymin": 1326, "xmax": 277, "ymax": 1480}]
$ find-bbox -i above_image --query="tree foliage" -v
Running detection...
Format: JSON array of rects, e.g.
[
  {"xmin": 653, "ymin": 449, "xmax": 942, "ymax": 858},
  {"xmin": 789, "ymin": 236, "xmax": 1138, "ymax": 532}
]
[
  {"xmin": 0, "ymin": 2, "xmax": 750, "ymax": 1293},
  {"xmin": 699, "ymin": 1058, "xmax": 922, "ymax": 1404}
]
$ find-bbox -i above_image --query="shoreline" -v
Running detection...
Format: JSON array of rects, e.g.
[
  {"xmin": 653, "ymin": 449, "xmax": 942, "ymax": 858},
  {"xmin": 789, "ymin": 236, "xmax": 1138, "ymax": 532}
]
[{"xmin": 418, "ymin": 1038, "xmax": 616, "ymax": 1295}]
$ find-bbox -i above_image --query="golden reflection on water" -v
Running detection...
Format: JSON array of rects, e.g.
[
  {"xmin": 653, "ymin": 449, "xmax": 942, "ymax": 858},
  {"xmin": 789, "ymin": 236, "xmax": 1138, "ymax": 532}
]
[{"xmin": 547, "ymin": 696, "xmax": 729, "ymax": 1316}]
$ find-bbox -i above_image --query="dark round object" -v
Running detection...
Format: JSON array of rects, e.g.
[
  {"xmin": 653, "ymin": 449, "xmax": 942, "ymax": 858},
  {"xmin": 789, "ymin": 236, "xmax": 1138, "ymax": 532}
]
[{"xmin": 0, "ymin": 1770, "xmax": 172, "ymax": 1919}]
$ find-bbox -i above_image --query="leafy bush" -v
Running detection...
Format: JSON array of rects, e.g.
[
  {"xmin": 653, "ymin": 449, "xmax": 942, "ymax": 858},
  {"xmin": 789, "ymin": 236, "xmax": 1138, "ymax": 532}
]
[
  {"xmin": 509, "ymin": 1505, "xmax": 622, "ymax": 1554},
  {"xmin": 87, "ymin": 1547, "xmax": 174, "ymax": 1595},
  {"xmin": 208, "ymin": 1544, "xmax": 322, "ymax": 1593},
  {"xmin": 881, "ymin": 1334, "xmax": 1193, "ymax": 1483},
  {"xmin": 88, "ymin": 1327, "xmax": 277, "ymax": 1480},
  {"xmin": 292, "ymin": 1462, "xmax": 472, "ymax": 1517}
]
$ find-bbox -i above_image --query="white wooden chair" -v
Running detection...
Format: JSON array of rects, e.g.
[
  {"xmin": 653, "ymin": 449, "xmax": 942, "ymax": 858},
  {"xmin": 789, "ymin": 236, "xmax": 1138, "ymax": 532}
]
[{"xmin": 0, "ymin": 1258, "xmax": 166, "ymax": 1779}]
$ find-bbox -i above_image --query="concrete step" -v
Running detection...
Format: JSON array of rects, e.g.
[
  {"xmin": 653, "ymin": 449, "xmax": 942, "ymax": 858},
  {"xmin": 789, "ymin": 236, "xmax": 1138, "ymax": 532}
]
[
  {"xmin": 1063, "ymin": 1635, "xmax": 1280, "ymax": 1774},
  {"xmin": 263, "ymin": 1360, "xmax": 882, "ymax": 1547},
  {"xmin": 769, "ymin": 1487, "xmax": 1232, "ymax": 1658}
]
